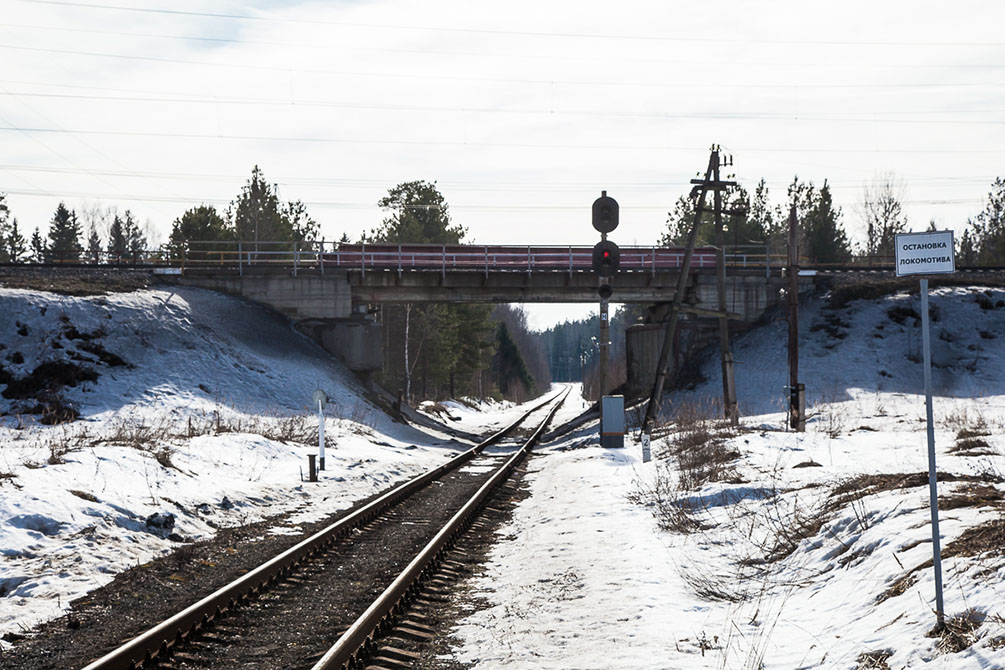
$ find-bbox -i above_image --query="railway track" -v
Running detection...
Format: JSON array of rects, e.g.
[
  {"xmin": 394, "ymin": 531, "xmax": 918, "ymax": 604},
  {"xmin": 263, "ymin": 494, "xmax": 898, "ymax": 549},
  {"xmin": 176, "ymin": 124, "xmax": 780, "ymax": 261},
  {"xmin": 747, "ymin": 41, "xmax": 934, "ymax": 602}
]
[{"xmin": 77, "ymin": 389, "xmax": 569, "ymax": 670}]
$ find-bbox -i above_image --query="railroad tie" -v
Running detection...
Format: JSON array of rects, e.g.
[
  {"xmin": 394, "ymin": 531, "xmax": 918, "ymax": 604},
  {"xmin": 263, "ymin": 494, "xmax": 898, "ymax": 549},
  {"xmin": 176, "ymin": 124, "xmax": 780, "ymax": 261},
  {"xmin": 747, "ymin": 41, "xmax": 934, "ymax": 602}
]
[{"xmin": 373, "ymin": 645, "xmax": 423, "ymax": 665}]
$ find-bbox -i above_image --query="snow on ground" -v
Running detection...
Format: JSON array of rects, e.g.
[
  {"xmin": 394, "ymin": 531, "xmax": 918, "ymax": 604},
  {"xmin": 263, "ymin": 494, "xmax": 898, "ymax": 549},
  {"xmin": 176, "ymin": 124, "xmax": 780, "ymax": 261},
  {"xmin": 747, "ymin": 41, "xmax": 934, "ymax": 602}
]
[
  {"xmin": 4, "ymin": 283, "xmax": 1005, "ymax": 669},
  {"xmin": 0, "ymin": 286, "xmax": 491, "ymax": 641},
  {"xmin": 448, "ymin": 286, "xmax": 1005, "ymax": 669}
]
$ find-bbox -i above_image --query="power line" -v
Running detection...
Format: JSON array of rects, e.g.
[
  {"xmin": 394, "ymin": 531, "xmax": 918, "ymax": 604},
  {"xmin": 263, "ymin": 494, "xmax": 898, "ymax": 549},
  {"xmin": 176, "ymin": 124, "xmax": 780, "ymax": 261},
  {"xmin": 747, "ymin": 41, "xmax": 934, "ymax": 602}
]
[
  {"xmin": 5, "ymin": 90, "xmax": 1005, "ymax": 125},
  {"xmin": 13, "ymin": 0, "xmax": 1005, "ymax": 48},
  {"xmin": 1, "ymin": 125, "xmax": 1001, "ymax": 154},
  {"xmin": 7, "ymin": 21, "xmax": 1004, "ymax": 71},
  {"xmin": 0, "ymin": 163, "xmax": 997, "ymax": 192},
  {"xmin": 4, "ymin": 43, "xmax": 1000, "ymax": 92},
  {"xmin": 1, "ymin": 187, "xmax": 983, "ymax": 209}
]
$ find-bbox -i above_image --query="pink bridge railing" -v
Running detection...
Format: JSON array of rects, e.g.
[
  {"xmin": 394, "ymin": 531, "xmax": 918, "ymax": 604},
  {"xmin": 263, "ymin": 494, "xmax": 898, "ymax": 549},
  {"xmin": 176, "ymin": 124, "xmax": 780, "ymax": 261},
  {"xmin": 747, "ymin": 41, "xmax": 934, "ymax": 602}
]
[{"xmin": 322, "ymin": 244, "xmax": 720, "ymax": 273}]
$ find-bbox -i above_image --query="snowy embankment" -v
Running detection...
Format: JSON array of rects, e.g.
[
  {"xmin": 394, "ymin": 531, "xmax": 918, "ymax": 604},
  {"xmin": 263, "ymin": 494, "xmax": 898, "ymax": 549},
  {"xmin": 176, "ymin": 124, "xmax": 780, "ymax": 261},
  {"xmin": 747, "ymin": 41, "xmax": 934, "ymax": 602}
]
[
  {"xmin": 0, "ymin": 287, "xmax": 463, "ymax": 641},
  {"xmin": 449, "ymin": 285, "xmax": 1005, "ymax": 670}
]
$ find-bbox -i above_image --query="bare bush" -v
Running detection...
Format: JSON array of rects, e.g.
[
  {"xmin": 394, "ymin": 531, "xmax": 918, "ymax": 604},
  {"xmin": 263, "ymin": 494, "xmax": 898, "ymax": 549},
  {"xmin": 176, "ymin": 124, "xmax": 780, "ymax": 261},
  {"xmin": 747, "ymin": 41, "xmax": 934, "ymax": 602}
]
[
  {"xmin": 815, "ymin": 387, "xmax": 849, "ymax": 438},
  {"xmin": 41, "ymin": 425, "xmax": 98, "ymax": 465},
  {"xmin": 627, "ymin": 465, "xmax": 711, "ymax": 533},
  {"xmin": 105, "ymin": 417, "xmax": 174, "ymax": 447},
  {"xmin": 742, "ymin": 492, "xmax": 827, "ymax": 566},
  {"xmin": 629, "ymin": 399, "xmax": 742, "ymax": 534},
  {"xmin": 943, "ymin": 405, "xmax": 989, "ymax": 435}
]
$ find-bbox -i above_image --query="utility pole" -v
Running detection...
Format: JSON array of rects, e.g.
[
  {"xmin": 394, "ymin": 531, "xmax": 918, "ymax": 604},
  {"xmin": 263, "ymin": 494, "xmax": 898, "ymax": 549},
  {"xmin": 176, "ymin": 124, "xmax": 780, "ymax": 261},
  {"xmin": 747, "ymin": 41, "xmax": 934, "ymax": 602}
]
[
  {"xmin": 712, "ymin": 153, "xmax": 739, "ymax": 426},
  {"xmin": 643, "ymin": 147, "xmax": 737, "ymax": 437},
  {"xmin": 787, "ymin": 206, "xmax": 805, "ymax": 431}
]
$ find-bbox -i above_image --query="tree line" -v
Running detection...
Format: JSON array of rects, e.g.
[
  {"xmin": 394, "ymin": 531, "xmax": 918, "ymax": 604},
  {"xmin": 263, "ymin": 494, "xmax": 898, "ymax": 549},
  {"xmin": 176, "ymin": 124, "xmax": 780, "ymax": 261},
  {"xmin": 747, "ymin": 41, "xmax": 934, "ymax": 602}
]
[
  {"xmin": 363, "ymin": 180, "xmax": 549, "ymax": 403},
  {"xmin": 661, "ymin": 174, "xmax": 1005, "ymax": 266},
  {"xmin": 0, "ymin": 166, "xmax": 317, "ymax": 264},
  {"xmin": 0, "ymin": 168, "xmax": 549, "ymax": 404}
]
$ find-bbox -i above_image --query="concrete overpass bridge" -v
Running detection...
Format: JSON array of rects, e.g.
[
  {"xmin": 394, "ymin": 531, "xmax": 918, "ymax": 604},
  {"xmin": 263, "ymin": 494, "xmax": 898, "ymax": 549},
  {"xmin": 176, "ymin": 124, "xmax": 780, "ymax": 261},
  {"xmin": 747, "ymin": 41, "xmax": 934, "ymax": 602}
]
[
  {"xmin": 167, "ymin": 242, "xmax": 782, "ymax": 314},
  {"xmin": 157, "ymin": 242, "xmax": 790, "ymax": 385}
]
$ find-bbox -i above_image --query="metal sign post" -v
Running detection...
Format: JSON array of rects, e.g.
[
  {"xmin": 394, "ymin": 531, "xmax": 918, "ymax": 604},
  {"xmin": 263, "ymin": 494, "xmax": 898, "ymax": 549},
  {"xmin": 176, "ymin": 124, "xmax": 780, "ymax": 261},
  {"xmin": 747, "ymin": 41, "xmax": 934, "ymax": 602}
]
[
  {"xmin": 895, "ymin": 230, "xmax": 955, "ymax": 629},
  {"xmin": 313, "ymin": 389, "xmax": 329, "ymax": 472}
]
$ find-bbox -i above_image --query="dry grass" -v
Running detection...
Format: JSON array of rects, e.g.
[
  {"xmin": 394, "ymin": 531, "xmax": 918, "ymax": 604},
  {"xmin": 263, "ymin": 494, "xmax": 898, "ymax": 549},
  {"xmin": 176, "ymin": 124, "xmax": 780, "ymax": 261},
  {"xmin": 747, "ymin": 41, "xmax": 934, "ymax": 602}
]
[
  {"xmin": 0, "ymin": 267, "xmax": 150, "ymax": 296},
  {"xmin": 628, "ymin": 400, "xmax": 744, "ymax": 535},
  {"xmin": 676, "ymin": 566, "xmax": 748, "ymax": 603},
  {"xmin": 939, "ymin": 483, "xmax": 1005, "ymax": 511},
  {"xmin": 829, "ymin": 471, "xmax": 1004, "ymax": 514},
  {"xmin": 928, "ymin": 609, "xmax": 986, "ymax": 654},
  {"xmin": 856, "ymin": 650, "xmax": 893, "ymax": 669},
  {"xmin": 876, "ymin": 570, "xmax": 920, "ymax": 604},
  {"xmin": 950, "ymin": 437, "xmax": 997, "ymax": 457},
  {"xmin": 943, "ymin": 515, "xmax": 1005, "ymax": 559},
  {"xmin": 25, "ymin": 408, "xmax": 350, "ymax": 474},
  {"xmin": 743, "ymin": 494, "xmax": 827, "ymax": 566},
  {"xmin": 626, "ymin": 466, "xmax": 712, "ymax": 533}
]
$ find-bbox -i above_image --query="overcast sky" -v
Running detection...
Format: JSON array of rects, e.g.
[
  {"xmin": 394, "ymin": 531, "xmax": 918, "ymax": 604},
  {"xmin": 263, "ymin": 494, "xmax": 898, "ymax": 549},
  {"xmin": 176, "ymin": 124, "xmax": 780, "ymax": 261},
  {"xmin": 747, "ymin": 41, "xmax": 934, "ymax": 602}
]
[{"xmin": 2, "ymin": 0, "xmax": 1003, "ymax": 328}]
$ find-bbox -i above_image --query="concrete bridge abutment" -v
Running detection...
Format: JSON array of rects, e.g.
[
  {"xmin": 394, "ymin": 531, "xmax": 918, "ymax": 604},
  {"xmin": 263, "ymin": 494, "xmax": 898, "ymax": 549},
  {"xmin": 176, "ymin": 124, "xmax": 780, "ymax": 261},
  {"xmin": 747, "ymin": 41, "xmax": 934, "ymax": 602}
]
[
  {"xmin": 160, "ymin": 269, "xmax": 383, "ymax": 374},
  {"xmin": 623, "ymin": 273, "xmax": 811, "ymax": 400}
]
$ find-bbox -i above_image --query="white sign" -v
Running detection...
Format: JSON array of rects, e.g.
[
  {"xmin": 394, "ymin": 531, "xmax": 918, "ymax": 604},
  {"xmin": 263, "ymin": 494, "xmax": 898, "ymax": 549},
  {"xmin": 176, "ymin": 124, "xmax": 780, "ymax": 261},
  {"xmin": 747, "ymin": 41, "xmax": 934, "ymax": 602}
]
[{"xmin": 895, "ymin": 231, "xmax": 955, "ymax": 277}]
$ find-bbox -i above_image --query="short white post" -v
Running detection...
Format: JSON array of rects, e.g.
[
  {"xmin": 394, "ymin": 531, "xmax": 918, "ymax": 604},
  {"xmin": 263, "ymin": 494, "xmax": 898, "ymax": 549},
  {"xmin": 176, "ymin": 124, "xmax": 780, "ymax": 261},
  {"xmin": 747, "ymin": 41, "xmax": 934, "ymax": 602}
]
[{"xmin": 318, "ymin": 398, "xmax": 326, "ymax": 471}]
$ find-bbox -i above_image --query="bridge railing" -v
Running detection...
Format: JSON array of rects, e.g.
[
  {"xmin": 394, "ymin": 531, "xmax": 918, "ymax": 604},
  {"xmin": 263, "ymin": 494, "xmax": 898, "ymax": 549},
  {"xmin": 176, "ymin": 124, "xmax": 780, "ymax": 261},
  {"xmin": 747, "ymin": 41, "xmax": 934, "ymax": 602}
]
[
  {"xmin": 322, "ymin": 244, "xmax": 727, "ymax": 273},
  {"xmin": 144, "ymin": 241, "xmax": 794, "ymax": 275}
]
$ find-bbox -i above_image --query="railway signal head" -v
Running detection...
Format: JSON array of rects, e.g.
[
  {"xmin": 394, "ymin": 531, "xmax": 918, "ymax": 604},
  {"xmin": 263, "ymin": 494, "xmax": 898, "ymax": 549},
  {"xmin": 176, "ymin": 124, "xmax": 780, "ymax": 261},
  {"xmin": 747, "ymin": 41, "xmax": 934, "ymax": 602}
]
[
  {"xmin": 592, "ymin": 239, "xmax": 620, "ymax": 277},
  {"xmin": 592, "ymin": 191, "xmax": 619, "ymax": 234},
  {"xmin": 598, "ymin": 283, "xmax": 613, "ymax": 300}
]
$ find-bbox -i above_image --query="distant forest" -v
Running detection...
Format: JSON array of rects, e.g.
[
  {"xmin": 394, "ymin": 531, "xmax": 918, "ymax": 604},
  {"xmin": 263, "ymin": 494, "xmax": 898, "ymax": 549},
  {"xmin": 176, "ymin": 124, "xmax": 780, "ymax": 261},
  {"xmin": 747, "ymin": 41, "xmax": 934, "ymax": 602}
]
[{"xmin": 6, "ymin": 168, "xmax": 1005, "ymax": 403}]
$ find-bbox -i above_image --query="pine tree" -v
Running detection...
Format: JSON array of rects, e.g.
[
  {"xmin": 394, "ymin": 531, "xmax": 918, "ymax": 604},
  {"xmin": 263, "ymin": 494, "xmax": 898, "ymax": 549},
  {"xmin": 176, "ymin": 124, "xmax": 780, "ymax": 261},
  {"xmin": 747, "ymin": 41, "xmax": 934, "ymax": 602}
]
[
  {"xmin": 803, "ymin": 181, "xmax": 851, "ymax": 264},
  {"xmin": 122, "ymin": 210, "xmax": 146, "ymax": 263},
  {"xmin": 0, "ymin": 193, "xmax": 11, "ymax": 263},
  {"xmin": 958, "ymin": 228, "xmax": 978, "ymax": 266},
  {"xmin": 658, "ymin": 187, "xmax": 755, "ymax": 247},
  {"xmin": 87, "ymin": 224, "xmax": 103, "ymax": 264},
  {"xmin": 491, "ymin": 322, "xmax": 534, "ymax": 398},
  {"xmin": 368, "ymin": 181, "xmax": 496, "ymax": 400},
  {"xmin": 170, "ymin": 205, "xmax": 230, "ymax": 259},
  {"xmin": 229, "ymin": 166, "xmax": 318, "ymax": 244},
  {"xmin": 30, "ymin": 227, "xmax": 45, "ymax": 263},
  {"xmin": 107, "ymin": 214, "xmax": 127, "ymax": 262},
  {"xmin": 170, "ymin": 205, "xmax": 230, "ymax": 244},
  {"xmin": 7, "ymin": 218, "xmax": 27, "ymax": 262},
  {"xmin": 368, "ymin": 180, "xmax": 465, "ymax": 244},
  {"xmin": 967, "ymin": 177, "xmax": 1005, "ymax": 265},
  {"xmin": 46, "ymin": 202, "xmax": 83, "ymax": 262}
]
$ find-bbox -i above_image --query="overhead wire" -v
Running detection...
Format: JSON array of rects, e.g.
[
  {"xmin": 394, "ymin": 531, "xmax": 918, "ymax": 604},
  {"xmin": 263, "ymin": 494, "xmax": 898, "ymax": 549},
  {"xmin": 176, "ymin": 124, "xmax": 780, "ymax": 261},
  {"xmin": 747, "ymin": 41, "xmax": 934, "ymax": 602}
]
[
  {"xmin": 0, "ymin": 90, "xmax": 1002, "ymax": 126},
  {"xmin": 0, "ymin": 187, "xmax": 982, "ymax": 209},
  {"xmin": 5, "ymin": 21, "xmax": 1004, "ymax": 70},
  {"xmin": 13, "ymin": 0, "xmax": 1005, "ymax": 48},
  {"xmin": 1, "ymin": 42, "xmax": 1001, "ymax": 94},
  {"xmin": 0, "ymin": 125, "xmax": 1000, "ymax": 154}
]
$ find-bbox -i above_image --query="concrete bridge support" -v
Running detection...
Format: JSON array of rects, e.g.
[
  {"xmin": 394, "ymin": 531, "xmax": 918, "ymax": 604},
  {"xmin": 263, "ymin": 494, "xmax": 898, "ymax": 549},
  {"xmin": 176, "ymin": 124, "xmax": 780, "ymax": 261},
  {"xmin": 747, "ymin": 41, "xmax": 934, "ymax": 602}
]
[
  {"xmin": 159, "ymin": 269, "xmax": 383, "ymax": 373},
  {"xmin": 623, "ymin": 273, "xmax": 809, "ymax": 401},
  {"xmin": 296, "ymin": 315, "xmax": 383, "ymax": 375}
]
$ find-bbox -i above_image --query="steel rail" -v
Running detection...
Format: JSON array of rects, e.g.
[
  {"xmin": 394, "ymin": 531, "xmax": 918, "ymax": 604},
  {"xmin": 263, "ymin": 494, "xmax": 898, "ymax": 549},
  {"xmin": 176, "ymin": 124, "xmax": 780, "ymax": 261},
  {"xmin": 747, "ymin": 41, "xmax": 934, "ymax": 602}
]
[
  {"xmin": 311, "ymin": 387, "xmax": 570, "ymax": 670},
  {"xmin": 78, "ymin": 390, "xmax": 565, "ymax": 670}
]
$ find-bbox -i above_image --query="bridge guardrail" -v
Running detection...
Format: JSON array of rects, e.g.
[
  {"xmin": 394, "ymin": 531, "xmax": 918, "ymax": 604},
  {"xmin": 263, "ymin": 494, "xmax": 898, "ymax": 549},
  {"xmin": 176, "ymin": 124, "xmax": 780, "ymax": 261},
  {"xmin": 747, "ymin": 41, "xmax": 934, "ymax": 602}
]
[{"xmin": 30, "ymin": 241, "xmax": 804, "ymax": 275}]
